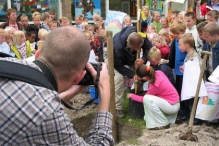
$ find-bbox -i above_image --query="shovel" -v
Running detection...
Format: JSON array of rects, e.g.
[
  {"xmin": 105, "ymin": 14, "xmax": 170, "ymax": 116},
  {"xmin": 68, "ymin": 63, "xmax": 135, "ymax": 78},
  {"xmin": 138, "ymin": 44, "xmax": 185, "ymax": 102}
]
[{"xmin": 179, "ymin": 51, "xmax": 212, "ymax": 142}]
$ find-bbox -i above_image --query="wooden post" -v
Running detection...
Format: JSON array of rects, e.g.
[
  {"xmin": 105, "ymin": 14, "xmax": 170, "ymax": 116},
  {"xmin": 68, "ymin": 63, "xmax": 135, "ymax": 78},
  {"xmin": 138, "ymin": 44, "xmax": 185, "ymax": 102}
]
[
  {"xmin": 135, "ymin": 0, "xmax": 141, "ymax": 94},
  {"xmin": 107, "ymin": 31, "xmax": 117, "ymax": 142}
]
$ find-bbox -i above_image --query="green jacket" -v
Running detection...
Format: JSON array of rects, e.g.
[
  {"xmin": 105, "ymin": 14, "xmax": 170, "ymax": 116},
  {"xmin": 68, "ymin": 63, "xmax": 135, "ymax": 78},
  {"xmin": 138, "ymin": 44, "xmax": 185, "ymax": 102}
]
[
  {"xmin": 151, "ymin": 21, "xmax": 162, "ymax": 33},
  {"xmin": 11, "ymin": 41, "xmax": 34, "ymax": 60}
]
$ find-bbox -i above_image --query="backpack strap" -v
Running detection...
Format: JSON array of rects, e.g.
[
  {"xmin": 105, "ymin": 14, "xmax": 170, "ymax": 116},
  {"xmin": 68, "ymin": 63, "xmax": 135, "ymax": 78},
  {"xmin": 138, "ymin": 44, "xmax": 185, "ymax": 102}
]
[{"xmin": 0, "ymin": 60, "xmax": 53, "ymax": 90}]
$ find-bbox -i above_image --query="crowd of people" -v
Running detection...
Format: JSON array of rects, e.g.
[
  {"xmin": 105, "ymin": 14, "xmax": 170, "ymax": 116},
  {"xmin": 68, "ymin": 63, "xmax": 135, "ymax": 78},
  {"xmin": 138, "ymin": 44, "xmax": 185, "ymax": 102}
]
[{"xmin": 0, "ymin": 0, "xmax": 219, "ymax": 144}]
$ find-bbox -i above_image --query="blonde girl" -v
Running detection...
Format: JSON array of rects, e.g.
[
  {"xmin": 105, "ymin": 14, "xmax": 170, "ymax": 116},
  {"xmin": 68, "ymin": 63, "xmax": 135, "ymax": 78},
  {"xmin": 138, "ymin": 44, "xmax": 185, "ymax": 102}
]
[
  {"xmin": 141, "ymin": 6, "xmax": 151, "ymax": 25},
  {"xmin": 147, "ymin": 25, "xmax": 158, "ymax": 41},
  {"xmin": 152, "ymin": 36, "xmax": 170, "ymax": 59},
  {"xmin": 11, "ymin": 30, "xmax": 34, "ymax": 59},
  {"xmin": 4, "ymin": 26, "xmax": 15, "ymax": 46}
]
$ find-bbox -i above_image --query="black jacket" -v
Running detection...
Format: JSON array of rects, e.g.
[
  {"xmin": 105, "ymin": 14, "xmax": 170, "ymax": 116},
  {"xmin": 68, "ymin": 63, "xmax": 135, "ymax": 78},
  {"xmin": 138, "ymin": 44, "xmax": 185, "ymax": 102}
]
[
  {"xmin": 151, "ymin": 64, "xmax": 175, "ymax": 85},
  {"xmin": 113, "ymin": 26, "xmax": 152, "ymax": 78}
]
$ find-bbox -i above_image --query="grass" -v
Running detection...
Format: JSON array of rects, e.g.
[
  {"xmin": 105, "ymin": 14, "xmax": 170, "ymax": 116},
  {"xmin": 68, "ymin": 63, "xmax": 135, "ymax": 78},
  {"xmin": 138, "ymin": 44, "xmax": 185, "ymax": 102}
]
[{"xmin": 118, "ymin": 89, "xmax": 146, "ymax": 131}]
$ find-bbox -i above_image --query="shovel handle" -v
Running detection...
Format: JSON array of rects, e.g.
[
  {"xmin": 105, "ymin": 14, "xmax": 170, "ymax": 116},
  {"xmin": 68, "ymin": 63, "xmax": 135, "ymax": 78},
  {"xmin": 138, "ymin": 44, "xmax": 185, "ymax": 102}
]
[{"xmin": 188, "ymin": 51, "xmax": 212, "ymax": 128}]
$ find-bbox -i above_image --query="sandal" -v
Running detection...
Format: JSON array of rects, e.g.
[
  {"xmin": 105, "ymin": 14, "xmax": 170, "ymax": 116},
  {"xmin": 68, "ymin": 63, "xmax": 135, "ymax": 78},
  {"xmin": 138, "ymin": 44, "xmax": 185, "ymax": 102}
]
[{"xmin": 149, "ymin": 124, "xmax": 170, "ymax": 130}]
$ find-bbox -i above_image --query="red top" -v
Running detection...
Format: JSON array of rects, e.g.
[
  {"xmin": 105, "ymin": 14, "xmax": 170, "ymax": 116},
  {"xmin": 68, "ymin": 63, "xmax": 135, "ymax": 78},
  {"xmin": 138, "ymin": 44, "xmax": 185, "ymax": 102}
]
[{"xmin": 157, "ymin": 45, "xmax": 170, "ymax": 59}]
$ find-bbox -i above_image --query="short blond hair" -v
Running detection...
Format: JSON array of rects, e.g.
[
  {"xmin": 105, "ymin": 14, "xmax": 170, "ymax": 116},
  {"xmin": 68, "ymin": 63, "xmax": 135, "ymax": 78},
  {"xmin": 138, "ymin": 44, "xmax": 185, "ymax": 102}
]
[
  {"xmin": 41, "ymin": 12, "xmax": 50, "ymax": 21},
  {"xmin": 202, "ymin": 22, "xmax": 219, "ymax": 36},
  {"xmin": 99, "ymin": 30, "xmax": 107, "ymax": 40},
  {"xmin": 207, "ymin": 10, "xmax": 219, "ymax": 20},
  {"xmin": 12, "ymin": 30, "xmax": 25, "ymax": 46},
  {"xmin": 59, "ymin": 17, "xmax": 69, "ymax": 23},
  {"xmin": 32, "ymin": 12, "xmax": 41, "ymax": 20},
  {"xmin": 83, "ymin": 31, "xmax": 93, "ymax": 40},
  {"xmin": 147, "ymin": 47, "xmax": 162, "ymax": 61},
  {"xmin": 4, "ymin": 26, "xmax": 15, "ymax": 32},
  {"xmin": 48, "ymin": 20, "xmax": 57, "ymax": 27},
  {"xmin": 152, "ymin": 36, "xmax": 167, "ymax": 46},
  {"xmin": 170, "ymin": 19, "xmax": 186, "ymax": 33},
  {"xmin": 179, "ymin": 33, "xmax": 195, "ymax": 47},
  {"xmin": 159, "ymin": 29, "xmax": 169, "ymax": 36},
  {"xmin": 38, "ymin": 28, "xmax": 49, "ymax": 40}
]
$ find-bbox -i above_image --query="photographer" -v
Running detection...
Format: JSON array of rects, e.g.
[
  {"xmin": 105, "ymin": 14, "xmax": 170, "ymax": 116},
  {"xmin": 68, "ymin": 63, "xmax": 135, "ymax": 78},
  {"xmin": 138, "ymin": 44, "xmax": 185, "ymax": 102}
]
[{"xmin": 0, "ymin": 26, "xmax": 114, "ymax": 145}]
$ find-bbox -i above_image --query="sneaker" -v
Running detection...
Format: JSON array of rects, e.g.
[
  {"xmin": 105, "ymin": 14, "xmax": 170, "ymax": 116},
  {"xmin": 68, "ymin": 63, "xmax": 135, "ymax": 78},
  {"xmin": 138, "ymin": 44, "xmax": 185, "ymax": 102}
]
[{"xmin": 116, "ymin": 109, "xmax": 125, "ymax": 118}]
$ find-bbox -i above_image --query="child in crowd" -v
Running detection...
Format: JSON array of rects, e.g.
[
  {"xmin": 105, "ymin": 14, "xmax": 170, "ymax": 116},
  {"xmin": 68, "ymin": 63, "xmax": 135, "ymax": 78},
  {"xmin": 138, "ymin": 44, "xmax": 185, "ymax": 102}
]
[
  {"xmin": 178, "ymin": 33, "xmax": 202, "ymax": 123},
  {"xmin": 35, "ymin": 28, "xmax": 49, "ymax": 59},
  {"xmin": 202, "ymin": 22, "xmax": 219, "ymax": 78},
  {"xmin": 81, "ymin": 22, "xmax": 88, "ymax": 32},
  {"xmin": 93, "ymin": 13, "xmax": 100, "ymax": 23},
  {"xmin": 152, "ymin": 36, "xmax": 170, "ymax": 59},
  {"xmin": 93, "ymin": 23, "xmax": 102, "ymax": 49},
  {"xmin": 179, "ymin": 34, "xmax": 202, "ymax": 70},
  {"xmin": 206, "ymin": 10, "xmax": 219, "ymax": 23},
  {"xmin": 160, "ymin": 17, "xmax": 169, "ymax": 32},
  {"xmin": 169, "ymin": 10, "xmax": 180, "ymax": 25},
  {"xmin": 127, "ymin": 65, "xmax": 179, "ymax": 130},
  {"xmin": 184, "ymin": 12, "xmax": 203, "ymax": 55},
  {"xmin": 197, "ymin": 21, "xmax": 208, "ymax": 41},
  {"xmin": 48, "ymin": 20, "xmax": 58, "ymax": 31},
  {"xmin": 4, "ymin": 26, "xmax": 15, "ymax": 46},
  {"xmin": 32, "ymin": 12, "xmax": 41, "ymax": 29},
  {"xmin": 141, "ymin": 5, "xmax": 151, "ymax": 25},
  {"xmin": 147, "ymin": 25, "xmax": 158, "ymax": 41},
  {"xmin": 148, "ymin": 47, "xmax": 174, "ymax": 85},
  {"xmin": 177, "ymin": 11, "xmax": 186, "ymax": 20},
  {"xmin": 59, "ymin": 17, "xmax": 69, "ymax": 27},
  {"xmin": 74, "ymin": 15, "xmax": 83, "ymax": 30},
  {"xmin": 25, "ymin": 25, "xmax": 38, "ymax": 50},
  {"xmin": 11, "ymin": 30, "xmax": 34, "ymax": 59},
  {"xmin": 85, "ymin": 24, "xmax": 94, "ymax": 34},
  {"xmin": 0, "ymin": 28, "xmax": 14, "ymax": 56},
  {"xmin": 95, "ymin": 16, "xmax": 104, "ymax": 27},
  {"xmin": 41, "ymin": 12, "xmax": 51, "ymax": 31},
  {"xmin": 151, "ymin": 11, "xmax": 162, "ymax": 33},
  {"xmin": 99, "ymin": 30, "xmax": 108, "ymax": 63},
  {"xmin": 122, "ymin": 15, "xmax": 132, "ymax": 27},
  {"xmin": 98, "ymin": 30, "xmax": 107, "ymax": 62},
  {"xmin": 83, "ymin": 17, "xmax": 88, "ymax": 23},
  {"xmin": 159, "ymin": 29, "xmax": 171, "ymax": 46},
  {"xmin": 168, "ymin": 19, "xmax": 187, "ymax": 121},
  {"xmin": 83, "ymin": 31, "xmax": 99, "ymax": 61}
]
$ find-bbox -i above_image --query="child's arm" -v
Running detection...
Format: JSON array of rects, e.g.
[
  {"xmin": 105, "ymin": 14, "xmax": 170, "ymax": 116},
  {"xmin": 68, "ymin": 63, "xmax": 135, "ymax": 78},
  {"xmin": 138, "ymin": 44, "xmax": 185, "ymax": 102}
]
[{"xmin": 127, "ymin": 93, "xmax": 144, "ymax": 103}]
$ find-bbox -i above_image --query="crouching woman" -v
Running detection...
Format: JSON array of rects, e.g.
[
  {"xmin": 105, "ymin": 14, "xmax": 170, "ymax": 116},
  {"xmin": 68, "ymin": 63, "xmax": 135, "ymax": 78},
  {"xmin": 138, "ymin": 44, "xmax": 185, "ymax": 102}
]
[{"xmin": 128, "ymin": 65, "xmax": 180, "ymax": 130}]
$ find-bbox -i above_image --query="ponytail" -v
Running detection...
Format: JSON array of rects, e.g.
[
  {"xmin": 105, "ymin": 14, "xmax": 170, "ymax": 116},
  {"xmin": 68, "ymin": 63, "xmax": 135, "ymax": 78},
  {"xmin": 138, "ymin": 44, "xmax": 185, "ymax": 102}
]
[{"xmin": 136, "ymin": 65, "xmax": 156, "ymax": 84}]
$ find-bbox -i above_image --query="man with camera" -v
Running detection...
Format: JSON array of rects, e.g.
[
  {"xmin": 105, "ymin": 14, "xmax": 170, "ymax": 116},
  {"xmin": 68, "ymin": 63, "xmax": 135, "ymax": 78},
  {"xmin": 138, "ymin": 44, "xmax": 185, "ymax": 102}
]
[
  {"xmin": 113, "ymin": 26, "xmax": 152, "ymax": 118},
  {"xmin": 0, "ymin": 26, "xmax": 114, "ymax": 145}
]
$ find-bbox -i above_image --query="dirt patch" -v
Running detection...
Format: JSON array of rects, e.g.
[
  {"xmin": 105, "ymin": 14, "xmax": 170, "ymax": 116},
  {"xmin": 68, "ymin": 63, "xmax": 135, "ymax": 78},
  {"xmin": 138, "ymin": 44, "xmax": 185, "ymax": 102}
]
[
  {"xmin": 117, "ymin": 123, "xmax": 219, "ymax": 146},
  {"xmin": 72, "ymin": 113, "xmax": 96, "ymax": 139},
  {"xmin": 117, "ymin": 120, "xmax": 142, "ymax": 141},
  {"xmin": 64, "ymin": 92, "xmax": 142, "ymax": 141},
  {"xmin": 63, "ymin": 92, "xmax": 219, "ymax": 146}
]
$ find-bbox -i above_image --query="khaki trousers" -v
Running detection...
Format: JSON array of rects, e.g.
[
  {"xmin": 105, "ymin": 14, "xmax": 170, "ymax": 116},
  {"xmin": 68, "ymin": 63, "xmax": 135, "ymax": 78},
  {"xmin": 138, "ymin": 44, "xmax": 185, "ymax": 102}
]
[{"xmin": 114, "ymin": 69, "xmax": 125, "ymax": 110}]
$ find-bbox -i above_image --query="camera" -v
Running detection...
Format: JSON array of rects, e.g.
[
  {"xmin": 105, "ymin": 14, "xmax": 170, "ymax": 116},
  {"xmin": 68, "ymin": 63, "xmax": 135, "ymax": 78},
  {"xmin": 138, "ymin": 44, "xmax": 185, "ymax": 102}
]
[{"xmin": 78, "ymin": 63, "xmax": 102, "ymax": 85}]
